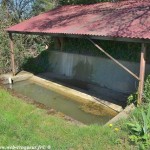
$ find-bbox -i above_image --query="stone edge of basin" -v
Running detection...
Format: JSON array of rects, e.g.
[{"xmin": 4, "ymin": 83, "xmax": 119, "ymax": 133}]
[
  {"xmin": 105, "ymin": 103, "xmax": 135, "ymax": 126},
  {"xmin": 0, "ymin": 71, "xmax": 34, "ymax": 84},
  {"xmin": 30, "ymin": 75, "xmax": 123, "ymax": 113}
]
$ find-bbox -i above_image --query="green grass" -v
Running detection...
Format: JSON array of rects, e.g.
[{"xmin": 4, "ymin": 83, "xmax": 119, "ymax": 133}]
[{"xmin": 0, "ymin": 87, "xmax": 134, "ymax": 150}]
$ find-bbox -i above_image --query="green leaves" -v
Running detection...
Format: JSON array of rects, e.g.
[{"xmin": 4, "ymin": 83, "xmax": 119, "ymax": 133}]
[
  {"xmin": 32, "ymin": 0, "xmax": 54, "ymax": 16},
  {"xmin": 142, "ymin": 110, "xmax": 148, "ymax": 134},
  {"xmin": 127, "ymin": 92, "xmax": 138, "ymax": 105},
  {"xmin": 144, "ymin": 75, "xmax": 150, "ymax": 103},
  {"xmin": 127, "ymin": 105, "xmax": 150, "ymax": 149}
]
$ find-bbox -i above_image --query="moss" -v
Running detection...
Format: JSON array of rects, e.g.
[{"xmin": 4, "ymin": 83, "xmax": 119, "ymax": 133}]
[{"xmin": 80, "ymin": 102, "xmax": 117, "ymax": 117}]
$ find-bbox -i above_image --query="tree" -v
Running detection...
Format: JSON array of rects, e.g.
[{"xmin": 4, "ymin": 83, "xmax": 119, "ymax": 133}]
[
  {"xmin": 0, "ymin": 0, "xmax": 35, "ymax": 23},
  {"xmin": 31, "ymin": 0, "xmax": 55, "ymax": 16}
]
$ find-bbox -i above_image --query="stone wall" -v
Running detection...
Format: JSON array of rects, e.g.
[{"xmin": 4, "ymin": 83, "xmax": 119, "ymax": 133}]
[{"xmin": 48, "ymin": 50, "xmax": 150, "ymax": 94}]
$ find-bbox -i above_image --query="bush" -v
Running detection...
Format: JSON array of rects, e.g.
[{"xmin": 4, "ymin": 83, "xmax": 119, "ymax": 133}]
[
  {"xmin": 22, "ymin": 50, "xmax": 50, "ymax": 74},
  {"xmin": 127, "ymin": 92, "xmax": 138, "ymax": 105},
  {"xmin": 127, "ymin": 104, "xmax": 150, "ymax": 149},
  {"xmin": 126, "ymin": 75, "xmax": 150, "ymax": 149},
  {"xmin": 144, "ymin": 75, "xmax": 150, "ymax": 103},
  {"xmin": 59, "ymin": 38, "xmax": 147, "ymax": 62},
  {"xmin": 127, "ymin": 75, "xmax": 150, "ymax": 105}
]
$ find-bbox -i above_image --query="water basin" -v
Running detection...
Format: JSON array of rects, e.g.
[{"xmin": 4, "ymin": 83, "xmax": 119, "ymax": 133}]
[{"xmin": 6, "ymin": 80, "xmax": 117, "ymax": 125}]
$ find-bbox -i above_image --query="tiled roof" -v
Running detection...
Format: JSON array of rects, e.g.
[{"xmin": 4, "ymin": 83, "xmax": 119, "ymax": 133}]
[{"xmin": 6, "ymin": 0, "xmax": 150, "ymax": 40}]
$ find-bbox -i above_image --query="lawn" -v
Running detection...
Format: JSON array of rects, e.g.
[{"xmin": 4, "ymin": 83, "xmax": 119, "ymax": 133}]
[{"xmin": 0, "ymin": 86, "xmax": 135, "ymax": 150}]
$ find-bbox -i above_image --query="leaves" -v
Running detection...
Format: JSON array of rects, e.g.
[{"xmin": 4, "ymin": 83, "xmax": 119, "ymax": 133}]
[
  {"xmin": 0, "ymin": 3, "xmax": 50, "ymax": 74},
  {"xmin": 127, "ymin": 105, "xmax": 150, "ymax": 149},
  {"xmin": 142, "ymin": 110, "xmax": 148, "ymax": 134},
  {"xmin": 144, "ymin": 75, "xmax": 150, "ymax": 103}
]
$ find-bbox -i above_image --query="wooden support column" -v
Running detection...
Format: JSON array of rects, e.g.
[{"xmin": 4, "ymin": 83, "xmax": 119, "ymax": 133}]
[
  {"xmin": 54, "ymin": 37, "xmax": 64, "ymax": 51},
  {"xmin": 9, "ymin": 33, "xmax": 16, "ymax": 76},
  {"xmin": 138, "ymin": 43, "xmax": 147, "ymax": 104},
  {"xmin": 59, "ymin": 37, "xmax": 64, "ymax": 51},
  {"xmin": 54, "ymin": 37, "xmax": 61, "ymax": 50}
]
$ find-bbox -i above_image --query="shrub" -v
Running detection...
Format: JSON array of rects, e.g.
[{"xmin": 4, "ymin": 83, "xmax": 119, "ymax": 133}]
[
  {"xmin": 22, "ymin": 50, "xmax": 50, "ymax": 74},
  {"xmin": 127, "ymin": 104, "xmax": 150, "ymax": 149},
  {"xmin": 127, "ymin": 75, "xmax": 150, "ymax": 105},
  {"xmin": 144, "ymin": 75, "xmax": 150, "ymax": 103},
  {"xmin": 127, "ymin": 92, "xmax": 138, "ymax": 105}
]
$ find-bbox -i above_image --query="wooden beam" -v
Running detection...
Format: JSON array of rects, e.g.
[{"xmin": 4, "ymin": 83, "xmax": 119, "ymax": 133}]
[
  {"xmin": 54, "ymin": 37, "xmax": 61, "ymax": 50},
  {"xmin": 59, "ymin": 37, "xmax": 64, "ymax": 51},
  {"xmin": 138, "ymin": 43, "xmax": 147, "ymax": 104},
  {"xmin": 9, "ymin": 33, "xmax": 16, "ymax": 76},
  {"xmin": 87, "ymin": 38, "xmax": 140, "ymax": 80}
]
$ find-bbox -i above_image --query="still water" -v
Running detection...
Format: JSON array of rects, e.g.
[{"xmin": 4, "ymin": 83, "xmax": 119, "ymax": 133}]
[{"xmin": 7, "ymin": 80, "xmax": 115, "ymax": 125}]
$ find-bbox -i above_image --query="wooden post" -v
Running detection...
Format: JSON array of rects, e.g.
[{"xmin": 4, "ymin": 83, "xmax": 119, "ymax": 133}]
[
  {"xmin": 54, "ymin": 37, "xmax": 61, "ymax": 50},
  {"xmin": 59, "ymin": 37, "xmax": 64, "ymax": 51},
  {"xmin": 138, "ymin": 43, "xmax": 147, "ymax": 104},
  {"xmin": 54, "ymin": 37, "xmax": 64, "ymax": 51},
  {"xmin": 9, "ymin": 33, "xmax": 16, "ymax": 76}
]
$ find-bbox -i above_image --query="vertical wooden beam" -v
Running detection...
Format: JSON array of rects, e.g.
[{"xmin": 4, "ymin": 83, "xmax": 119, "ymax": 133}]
[
  {"xmin": 54, "ymin": 37, "xmax": 61, "ymax": 50},
  {"xmin": 9, "ymin": 33, "xmax": 16, "ymax": 76},
  {"xmin": 59, "ymin": 37, "xmax": 64, "ymax": 51},
  {"xmin": 138, "ymin": 43, "xmax": 147, "ymax": 104},
  {"xmin": 54, "ymin": 37, "xmax": 64, "ymax": 51}
]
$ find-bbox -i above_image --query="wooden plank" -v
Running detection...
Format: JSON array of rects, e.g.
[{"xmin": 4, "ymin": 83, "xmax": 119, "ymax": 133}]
[
  {"xmin": 9, "ymin": 33, "xmax": 16, "ymax": 76},
  {"xmin": 87, "ymin": 38, "xmax": 140, "ymax": 80},
  {"xmin": 54, "ymin": 37, "xmax": 61, "ymax": 50},
  {"xmin": 138, "ymin": 43, "xmax": 147, "ymax": 104},
  {"xmin": 59, "ymin": 37, "xmax": 64, "ymax": 51}
]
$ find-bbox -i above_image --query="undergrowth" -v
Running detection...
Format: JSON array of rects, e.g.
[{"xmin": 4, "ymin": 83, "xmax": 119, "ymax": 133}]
[{"xmin": 127, "ymin": 75, "xmax": 150, "ymax": 150}]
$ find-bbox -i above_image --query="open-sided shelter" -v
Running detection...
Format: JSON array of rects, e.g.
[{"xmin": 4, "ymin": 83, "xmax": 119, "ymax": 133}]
[{"xmin": 6, "ymin": 0, "xmax": 150, "ymax": 104}]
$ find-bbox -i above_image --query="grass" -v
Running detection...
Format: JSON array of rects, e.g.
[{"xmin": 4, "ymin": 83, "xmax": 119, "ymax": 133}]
[{"xmin": 0, "ymin": 86, "xmax": 135, "ymax": 150}]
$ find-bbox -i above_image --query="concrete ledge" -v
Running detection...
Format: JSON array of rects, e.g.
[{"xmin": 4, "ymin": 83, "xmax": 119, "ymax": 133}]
[
  {"xmin": 30, "ymin": 75, "xmax": 122, "ymax": 115},
  {"xmin": 105, "ymin": 103, "xmax": 135, "ymax": 125},
  {"xmin": 0, "ymin": 71, "xmax": 33, "ymax": 84}
]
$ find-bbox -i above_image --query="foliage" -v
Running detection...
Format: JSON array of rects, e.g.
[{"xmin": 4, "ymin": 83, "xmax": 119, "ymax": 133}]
[
  {"xmin": 127, "ymin": 92, "xmax": 138, "ymax": 105},
  {"xmin": 125, "ymin": 74, "xmax": 150, "ymax": 149},
  {"xmin": 127, "ymin": 72, "xmax": 150, "ymax": 105},
  {"xmin": 144, "ymin": 75, "xmax": 150, "ymax": 103},
  {"xmin": 0, "ymin": 8, "xmax": 47, "ymax": 74},
  {"xmin": 0, "ymin": 0, "xmax": 55, "ymax": 75},
  {"xmin": 127, "ymin": 105, "xmax": 150, "ymax": 149},
  {"xmin": 0, "ymin": 7, "xmax": 13, "ymax": 74},
  {"xmin": 128, "ymin": 75, "xmax": 150, "ymax": 105},
  {"xmin": 31, "ymin": 0, "xmax": 55, "ymax": 16},
  {"xmin": 22, "ymin": 50, "xmax": 50, "ymax": 74},
  {"xmin": 0, "ymin": 0, "xmax": 34, "ymax": 22},
  {"xmin": 0, "ymin": 2, "xmax": 52, "ymax": 74},
  {"xmin": 60, "ymin": 38, "xmax": 143, "ymax": 62}
]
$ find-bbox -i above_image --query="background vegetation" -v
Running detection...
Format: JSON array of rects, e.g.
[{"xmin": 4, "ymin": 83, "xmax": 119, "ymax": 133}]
[{"xmin": 62, "ymin": 38, "xmax": 150, "ymax": 62}]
